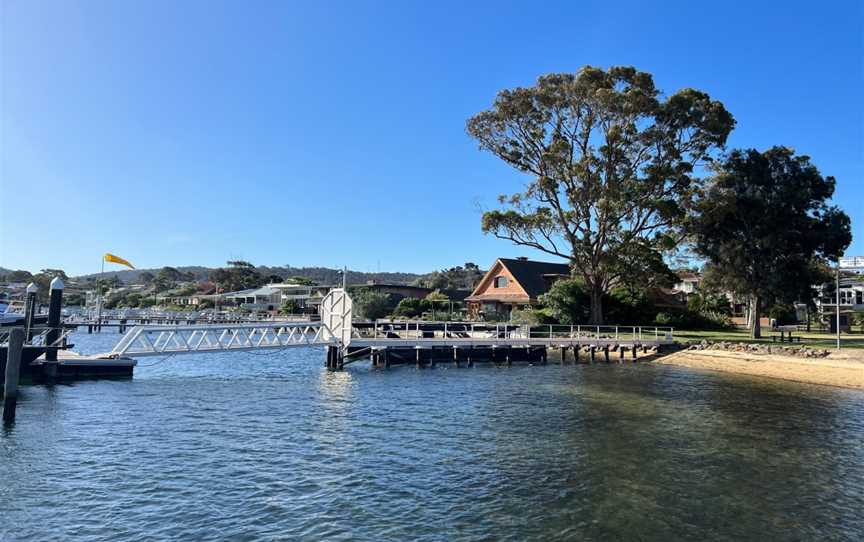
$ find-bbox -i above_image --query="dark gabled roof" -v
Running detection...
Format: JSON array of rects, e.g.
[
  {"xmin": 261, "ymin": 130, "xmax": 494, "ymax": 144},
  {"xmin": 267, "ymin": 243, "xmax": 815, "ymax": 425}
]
[{"xmin": 499, "ymin": 258, "xmax": 571, "ymax": 299}]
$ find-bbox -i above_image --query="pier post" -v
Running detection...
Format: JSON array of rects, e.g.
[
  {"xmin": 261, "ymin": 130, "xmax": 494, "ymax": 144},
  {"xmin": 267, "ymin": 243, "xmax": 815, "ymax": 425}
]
[
  {"xmin": 505, "ymin": 348, "xmax": 511, "ymax": 367},
  {"xmin": 416, "ymin": 348, "xmax": 422, "ymax": 369},
  {"xmin": 468, "ymin": 347, "xmax": 473, "ymax": 368},
  {"xmin": 560, "ymin": 346, "xmax": 566, "ymax": 365},
  {"xmin": 3, "ymin": 328, "xmax": 25, "ymax": 423},
  {"xmin": 45, "ymin": 277, "xmax": 64, "ymax": 363},
  {"xmin": 24, "ymin": 283, "xmax": 38, "ymax": 342},
  {"xmin": 632, "ymin": 345, "xmax": 638, "ymax": 360},
  {"xmin": 589, "ymin": 346, "xmax": 596, "ymax": 364},
  {"xmin": 603, "ymin": 345, "xmax": 610, "ymax": 363},
  {"xmin": 453, "ymin": 347, "xmax": 460, "ymax": 368},
  {"xmin": 619, "ymin": 346, "xmax": 625, "ymax": 362}
]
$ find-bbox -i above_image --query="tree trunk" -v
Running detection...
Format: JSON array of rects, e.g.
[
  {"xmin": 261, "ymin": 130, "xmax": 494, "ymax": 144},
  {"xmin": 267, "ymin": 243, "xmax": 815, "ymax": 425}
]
[
  {"xmin": 750, "ymin": 295, "xmax": 762, "ymax": 339},
  {"xmin": 589, "ymin": 285, "xmax": 604, "ymax": 325}
]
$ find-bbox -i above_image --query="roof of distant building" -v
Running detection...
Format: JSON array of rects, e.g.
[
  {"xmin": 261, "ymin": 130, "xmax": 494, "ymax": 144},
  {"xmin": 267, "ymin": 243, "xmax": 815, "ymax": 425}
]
[{"xmin": 496, "ymin": 258, "xmax": 570, "ymax": 299}]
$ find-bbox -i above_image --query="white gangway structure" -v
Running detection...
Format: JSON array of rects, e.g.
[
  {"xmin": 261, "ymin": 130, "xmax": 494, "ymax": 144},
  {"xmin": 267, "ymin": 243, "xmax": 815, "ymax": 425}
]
[{"xmin": 107, "ymin": 289, "xmax": 353, "ymax": 358}]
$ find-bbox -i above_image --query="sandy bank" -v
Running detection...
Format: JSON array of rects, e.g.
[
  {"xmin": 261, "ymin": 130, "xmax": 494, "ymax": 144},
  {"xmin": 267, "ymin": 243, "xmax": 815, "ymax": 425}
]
[{"xmin": 655, "ymin": 348, "xmax": 864, "ymax": 390}]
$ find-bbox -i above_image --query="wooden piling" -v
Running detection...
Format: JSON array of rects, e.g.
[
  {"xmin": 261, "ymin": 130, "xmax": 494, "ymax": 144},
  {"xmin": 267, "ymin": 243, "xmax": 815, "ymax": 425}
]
[
  {"xmin": 45, "ymin": 278, "xmax": 63, "ymax": 362},
  {"xmin": 3, "ymin": 328, "xmax": 25, "ymax": 423},
  {"xmin": 589, "ymin": 346, "xmax": 596, "ymax": 363},
  {"xmin": 604, "ymin": 345, "xmax": 610, "ymax": 363}
]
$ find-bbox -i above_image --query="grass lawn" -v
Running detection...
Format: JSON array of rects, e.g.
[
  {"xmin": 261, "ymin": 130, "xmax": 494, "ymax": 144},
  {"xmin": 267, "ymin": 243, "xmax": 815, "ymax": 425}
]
[{"xmin": 674, "ymin": 329, "xmax": 864, "ymax": 349}]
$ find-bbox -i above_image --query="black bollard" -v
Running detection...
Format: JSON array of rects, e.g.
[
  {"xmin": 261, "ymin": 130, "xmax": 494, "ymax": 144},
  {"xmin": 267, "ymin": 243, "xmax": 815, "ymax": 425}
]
[
  {"xmin": 45, "ymin": 278, "xmax": 64, "ymax": 363},
  {"xmin": 23, "ymin": 283, "xmax": 38, "ymax": 342},
  {"xmin": 3, "ymin": 328, "xmax": 25, "ymax": 423}
]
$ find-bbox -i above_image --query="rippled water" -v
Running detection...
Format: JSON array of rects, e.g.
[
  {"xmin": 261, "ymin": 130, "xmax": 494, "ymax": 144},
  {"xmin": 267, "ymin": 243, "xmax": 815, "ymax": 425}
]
[{"xmin": 2, "ymin": 332, "xmax": 863, "ymax": 541}]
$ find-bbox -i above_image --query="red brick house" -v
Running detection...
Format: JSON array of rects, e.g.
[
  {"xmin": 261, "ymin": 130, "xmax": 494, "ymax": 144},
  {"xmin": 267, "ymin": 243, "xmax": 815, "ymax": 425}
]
[{"xmin": 465, "ymin": 257, "xmax": 570, "ymax": 319}]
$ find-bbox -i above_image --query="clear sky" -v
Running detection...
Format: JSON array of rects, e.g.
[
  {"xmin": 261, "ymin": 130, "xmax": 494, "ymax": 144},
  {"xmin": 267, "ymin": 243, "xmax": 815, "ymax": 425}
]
[{"xmin": 1, "ymin": 0, "xmax": 862, "ymax": 276}]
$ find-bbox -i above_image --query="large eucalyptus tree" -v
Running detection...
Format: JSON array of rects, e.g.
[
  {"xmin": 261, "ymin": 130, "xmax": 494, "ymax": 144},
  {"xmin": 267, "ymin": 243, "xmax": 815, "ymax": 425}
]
[{"xmin": 467, "ymin": 66, "xmax": 734, "ymax": 323}]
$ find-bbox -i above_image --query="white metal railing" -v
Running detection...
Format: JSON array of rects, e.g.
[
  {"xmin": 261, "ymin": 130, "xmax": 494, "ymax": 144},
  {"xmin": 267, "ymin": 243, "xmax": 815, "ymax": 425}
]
[
  {"xmin": 0, "ymin": 326, "xmax": 72, "ymax": 347},
  {"xmin": 358, "ymin": 321, "xmax": 674, "ymax": 344},
  {"xmin": 107, "ymin": 322, "xmax": 334, "ymax": 357}
]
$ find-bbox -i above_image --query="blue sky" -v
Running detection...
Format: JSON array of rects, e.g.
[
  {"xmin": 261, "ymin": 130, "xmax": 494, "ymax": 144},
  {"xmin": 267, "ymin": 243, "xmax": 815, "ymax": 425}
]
[{"xmin": 1, "ymin": 0, "xmax": 862, "ymax": 276}]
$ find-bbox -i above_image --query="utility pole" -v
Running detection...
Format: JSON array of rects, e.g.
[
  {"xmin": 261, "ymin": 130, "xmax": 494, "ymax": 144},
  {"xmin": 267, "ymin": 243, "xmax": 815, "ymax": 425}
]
[{"xmin": 836, "ymin": 261, "xmax": 841, "ymax": 350}]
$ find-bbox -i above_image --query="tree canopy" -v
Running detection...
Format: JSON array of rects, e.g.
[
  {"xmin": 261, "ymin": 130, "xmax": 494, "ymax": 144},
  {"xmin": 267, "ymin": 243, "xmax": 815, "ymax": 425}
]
[
  {"xmin": 467, "ymin": 66, "xmax": 735, "ymax": 323},
  {"xmin": 210, "ymin": 261, "xmax": 266, "ymax": 292},
  {"xmin": 415, "ymin": 263, "xmax": 484, "ymax": 290},
  {"xmin": 690, "ymin": 147, "xmax": 851, "ymax": 337}
]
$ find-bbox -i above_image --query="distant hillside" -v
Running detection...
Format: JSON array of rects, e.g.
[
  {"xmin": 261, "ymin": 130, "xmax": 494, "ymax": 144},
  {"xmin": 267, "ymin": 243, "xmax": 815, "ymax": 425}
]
[{"xmin": 73, "ymin": 265, "xmax": 424, "ymax": 286}]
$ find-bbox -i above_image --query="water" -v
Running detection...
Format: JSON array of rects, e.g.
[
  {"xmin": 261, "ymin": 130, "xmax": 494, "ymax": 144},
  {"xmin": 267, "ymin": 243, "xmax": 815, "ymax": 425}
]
[{"xmin": 2, "ymin": 332, "xmax": 863, "ymax": 541}]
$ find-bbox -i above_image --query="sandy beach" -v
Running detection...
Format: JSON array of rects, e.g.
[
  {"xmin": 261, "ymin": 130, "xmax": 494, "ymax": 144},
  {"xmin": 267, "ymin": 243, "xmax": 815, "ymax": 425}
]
[{"xmin": 655, "ymin": 348, "xmax": 864, "ymax": 390}]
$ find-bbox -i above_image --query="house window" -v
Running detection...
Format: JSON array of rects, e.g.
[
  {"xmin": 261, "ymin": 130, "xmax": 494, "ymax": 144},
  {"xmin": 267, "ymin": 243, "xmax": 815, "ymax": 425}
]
[{"xmin": 494, "ymin": 276, "xmax": 508, "ymax": 288}]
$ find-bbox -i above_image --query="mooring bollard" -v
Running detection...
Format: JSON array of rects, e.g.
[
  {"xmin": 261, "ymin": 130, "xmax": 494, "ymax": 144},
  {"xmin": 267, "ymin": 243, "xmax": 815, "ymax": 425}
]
[
  {"xmin": 3, "ymin": 328, "xmax": 25, "ymax": 423},
  {"xmin": 23, "ymin": 283, "xmax": 38, "ymax": 342},
  {"xmin": 45, "ymin": 277, "xmax": 64, "ymax": 363}
]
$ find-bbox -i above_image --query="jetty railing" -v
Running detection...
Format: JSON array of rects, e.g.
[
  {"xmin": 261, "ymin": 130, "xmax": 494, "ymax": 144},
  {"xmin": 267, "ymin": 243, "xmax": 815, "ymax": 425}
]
[
  {"xmin": 0, "ymin": 326, "xmax": 72, "ymax": 347},
  {"xmin": 357, "ymin": 321, "xmax": 674, "ymax": 343},
  {"xmin": 107, "ymin": 322, "xmax": 335, "ymax": 357}
]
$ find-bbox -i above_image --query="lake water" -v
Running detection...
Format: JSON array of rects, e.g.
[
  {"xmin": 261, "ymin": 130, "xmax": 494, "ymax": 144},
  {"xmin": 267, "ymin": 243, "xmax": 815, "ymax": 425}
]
[{"xmin": 2, "ymin": 331, "xmax": 863, "ymax": 541}]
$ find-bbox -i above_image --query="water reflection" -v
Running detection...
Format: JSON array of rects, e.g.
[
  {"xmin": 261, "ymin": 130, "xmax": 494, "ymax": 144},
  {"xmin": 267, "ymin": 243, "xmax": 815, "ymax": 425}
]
[{"xmin": 0, "ymin": 332, "xmax": 861, "ymax": 541}]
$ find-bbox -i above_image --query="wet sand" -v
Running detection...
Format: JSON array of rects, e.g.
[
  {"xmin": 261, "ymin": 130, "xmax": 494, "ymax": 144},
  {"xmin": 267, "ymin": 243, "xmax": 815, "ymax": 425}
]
[{"xmin": 655, "ymin": 349, "xmax": 864, "ymax": 390}]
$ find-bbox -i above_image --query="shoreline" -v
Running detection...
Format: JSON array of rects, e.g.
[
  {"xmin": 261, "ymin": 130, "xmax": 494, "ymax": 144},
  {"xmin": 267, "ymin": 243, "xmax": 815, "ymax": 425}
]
[{"xmin": 654, "ymin": 348, "xmax": 864, "ymax": 390}]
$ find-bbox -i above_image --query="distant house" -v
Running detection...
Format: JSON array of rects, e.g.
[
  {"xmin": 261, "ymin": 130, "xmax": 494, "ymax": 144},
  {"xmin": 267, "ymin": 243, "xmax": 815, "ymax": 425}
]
[
  {"xmin": 269, "ymin": 282, "xmax": 332, "ymax": 312},
  {"xmin": 672, "ymin": 272, "xmax": 701, "ymax": 295},
  {"xmin": 813, "ymin": 276, "xmax": 864, "ymax": 331},
  {"xmin": 465, "ymin": 257, "xmax": 570, "ymax": 319},
  {"xmin": 223, "ymin": 286, "xmax": 281, "ymax": 312}
]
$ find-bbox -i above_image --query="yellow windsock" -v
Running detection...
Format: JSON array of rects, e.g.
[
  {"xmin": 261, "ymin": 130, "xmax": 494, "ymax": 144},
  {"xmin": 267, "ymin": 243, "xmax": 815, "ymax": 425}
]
[{"xmin": 104, "ymin": 253, "xmax": 135, "ymax": 269}]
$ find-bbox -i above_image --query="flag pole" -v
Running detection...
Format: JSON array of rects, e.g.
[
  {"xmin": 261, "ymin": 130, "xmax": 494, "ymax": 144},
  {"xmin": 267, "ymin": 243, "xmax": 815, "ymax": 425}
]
[{"xmin": 97, "ymin": 256, "xmax": 105, "ymax": 329}]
